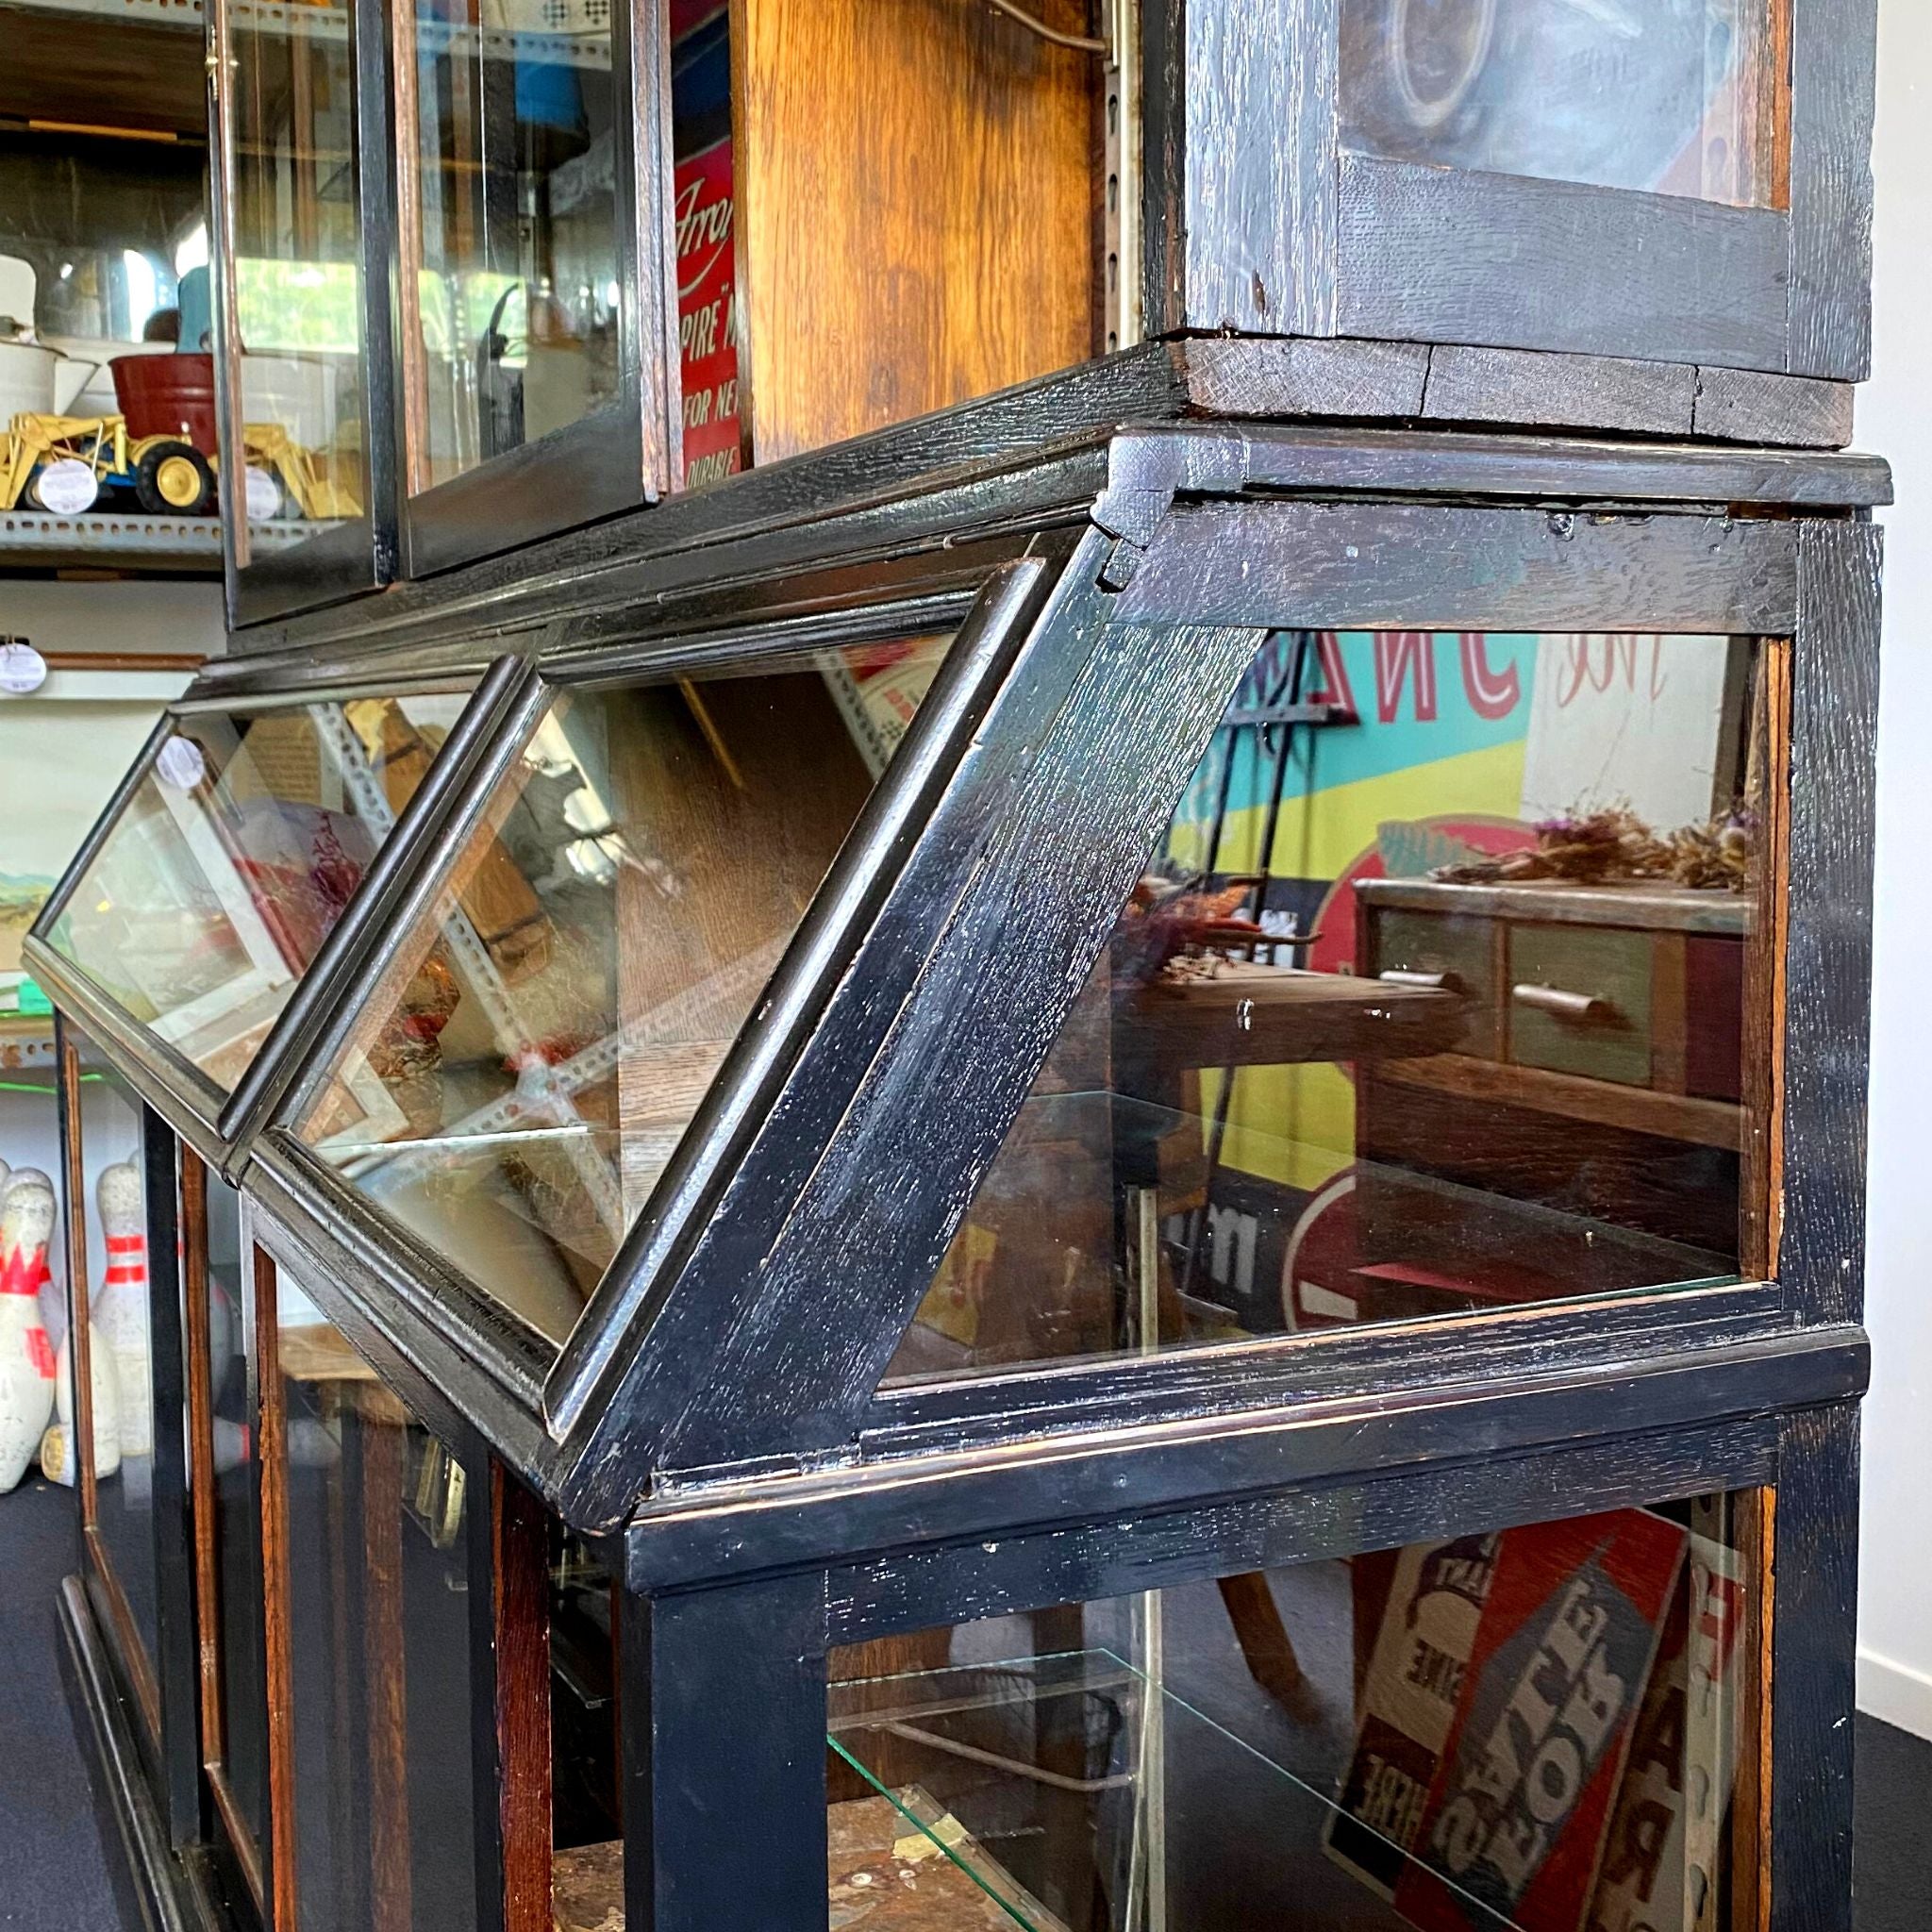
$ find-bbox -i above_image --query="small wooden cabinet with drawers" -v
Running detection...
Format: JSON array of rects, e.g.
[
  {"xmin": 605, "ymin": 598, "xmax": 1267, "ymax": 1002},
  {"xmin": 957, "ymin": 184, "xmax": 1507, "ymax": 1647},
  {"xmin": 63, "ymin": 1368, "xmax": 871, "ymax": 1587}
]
[{"xmin": 1355, "ymin": 875, "xmax": 1754, "ymax": 1299}]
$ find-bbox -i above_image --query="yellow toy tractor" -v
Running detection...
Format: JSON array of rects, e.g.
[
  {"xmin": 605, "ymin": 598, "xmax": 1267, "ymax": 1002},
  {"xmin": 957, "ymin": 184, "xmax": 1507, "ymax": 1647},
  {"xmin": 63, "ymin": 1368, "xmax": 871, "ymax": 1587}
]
[{"xmin": 0, "ymin": 411, "xmax": 354, "ymax": 522}]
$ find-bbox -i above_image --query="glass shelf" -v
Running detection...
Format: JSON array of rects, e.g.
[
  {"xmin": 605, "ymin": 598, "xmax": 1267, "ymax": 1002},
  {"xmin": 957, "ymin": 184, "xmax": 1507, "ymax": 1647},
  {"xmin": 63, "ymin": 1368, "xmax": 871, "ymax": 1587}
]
[{"xmin": 829, "ymin": 1647, "xmax": 1526, "ymax": 1932}]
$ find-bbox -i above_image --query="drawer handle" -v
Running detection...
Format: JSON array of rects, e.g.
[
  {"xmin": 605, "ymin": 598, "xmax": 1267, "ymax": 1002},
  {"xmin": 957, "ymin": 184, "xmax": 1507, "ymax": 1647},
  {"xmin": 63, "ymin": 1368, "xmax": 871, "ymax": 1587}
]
[
  {"xmin": 1512, "ymin": 982, "xmax": 1617, "ymax": 1024},
  {"xmin": 1379, "ymin": 969, "xmax": 1462, "ymax": 993}
]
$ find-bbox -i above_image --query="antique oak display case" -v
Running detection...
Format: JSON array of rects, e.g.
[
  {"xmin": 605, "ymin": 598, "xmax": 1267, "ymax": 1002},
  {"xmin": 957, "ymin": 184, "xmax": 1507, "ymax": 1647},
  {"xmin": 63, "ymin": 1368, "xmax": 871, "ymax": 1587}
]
[
  {"xmin": 203, "ymin": 0, "xmax": 1880, "ymax": 627},
  {"xmin": 28, "ymin": 417, "xmax": 1883, "ymax": 1932}
]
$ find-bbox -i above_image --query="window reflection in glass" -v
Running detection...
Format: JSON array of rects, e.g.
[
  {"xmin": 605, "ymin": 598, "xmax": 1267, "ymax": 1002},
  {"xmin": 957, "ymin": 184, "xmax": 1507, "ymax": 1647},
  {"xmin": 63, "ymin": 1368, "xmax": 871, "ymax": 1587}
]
[
  {"xmin": 231, "ymin": 5, "xmax": 371, "ymax": 528},
  {"xmin": 825, "ymin": 1492, "xmax": 1761, "ymax": 1932},
  {"xmin": 889, "ymin": 631, "xmax": 1765, "ymax": 1385},
  {"xmin": 405, "ymin": 0, "xmax": 622, "ymax": 492},
  {"xmin": 77, "ymin": 1054, "xmax": 159, "ymax": 1682},
  {"xmin": 1338, "ymin": 0, "xmax": 1786, "ymax": 208},
  {"xmin": 50, "ymin": 692, "xmax": 472, "ymax": 1091},
  {"xmin": 297, "ymin": 637, "xmax": 953, "ymax": 1345},
  {"xmin": 200, "ymin": 1167, "xmax": 270, "ymax": 1850}
]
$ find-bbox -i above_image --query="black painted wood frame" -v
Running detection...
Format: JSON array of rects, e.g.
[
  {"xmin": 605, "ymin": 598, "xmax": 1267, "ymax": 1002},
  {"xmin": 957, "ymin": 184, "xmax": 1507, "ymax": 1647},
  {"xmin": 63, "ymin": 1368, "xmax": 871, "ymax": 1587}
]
[
  {"xmin": 616, "ymin": 1397, "xmax": 1862, "ymax": 1932},
  {"xmin": 1146, "ymin": 0, "xmax": 1880, "ymax": 381}
]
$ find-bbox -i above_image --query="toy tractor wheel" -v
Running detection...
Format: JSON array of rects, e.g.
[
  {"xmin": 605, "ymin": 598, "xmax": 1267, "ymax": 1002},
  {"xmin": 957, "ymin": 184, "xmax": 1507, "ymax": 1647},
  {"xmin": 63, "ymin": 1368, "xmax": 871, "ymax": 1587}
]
[{"xmin": 134, "ymin": 440, "xmax": 216, "ymax": 516}]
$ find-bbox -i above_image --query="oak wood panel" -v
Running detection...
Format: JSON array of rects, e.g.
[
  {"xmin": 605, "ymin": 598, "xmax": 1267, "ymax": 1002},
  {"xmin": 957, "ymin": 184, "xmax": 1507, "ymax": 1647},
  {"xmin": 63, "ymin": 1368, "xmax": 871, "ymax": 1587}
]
[
  {"xmin": 256, "ymin": 1247, "xmax": 299, "ymax": 1932},
  {"xmin": 1787, "ymin": 0, "xmax": 1878, "ymax": 377},
  {"xmin": 1423, "ymin": 344, "xmax": 1699, "ymax": 438},
  {"xmin": 1741, "ymin": 642, "xmax": 1791, "ymax": 1283},
  {"xmin": 492, "ymin": 1467, "xmax": 555, "ymax": 1932},
  {"xmin": 1164, "ymin": 0, "xmax": 1336, "ymax": 335},
  {"xmin": 60, "ymin": 1037, "xmax": 99, "ymax": 1531},
  {"xmin": 360, "ymin": 1402, "xmax": 412, "ymax": 1932},
  {"xmin": 734, "ymin": 0, "xmax": 1099, "ymax": 462}
]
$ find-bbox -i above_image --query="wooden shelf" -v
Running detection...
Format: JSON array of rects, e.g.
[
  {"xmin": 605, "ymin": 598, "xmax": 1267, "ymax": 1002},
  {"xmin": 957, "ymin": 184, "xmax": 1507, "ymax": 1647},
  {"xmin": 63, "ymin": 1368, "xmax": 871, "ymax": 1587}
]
[{"xmin": 1368, "ymin": 1051, "xmax": 1743, "ymax": 1150}]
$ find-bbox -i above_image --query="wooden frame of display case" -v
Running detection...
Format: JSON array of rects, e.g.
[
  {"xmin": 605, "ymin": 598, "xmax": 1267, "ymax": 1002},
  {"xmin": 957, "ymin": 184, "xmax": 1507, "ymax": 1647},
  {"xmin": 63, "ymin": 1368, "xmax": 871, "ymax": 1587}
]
[
  {"xmin": 1143, "ymin": 0, "xmax": 1880, "ymax": 381},
  {"xmin": 56, "ymin": 1020, "xmax": 203, "ymax": 1844},
  {"xmin": 40, "ymin": 420, "xmax": 1882, "ymax": 1932},
  {"xmin": 198, "ymin": 435, "xmax": 1878, "ymax": 1524}
]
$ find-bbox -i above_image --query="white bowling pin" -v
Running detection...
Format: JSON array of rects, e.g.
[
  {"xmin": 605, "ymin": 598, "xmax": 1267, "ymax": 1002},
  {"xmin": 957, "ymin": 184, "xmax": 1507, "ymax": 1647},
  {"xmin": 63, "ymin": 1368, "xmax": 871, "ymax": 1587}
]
[
  {"xmin": 0, "ymin": 1175, "xmax": 58, "ymax": 1491},
  {"xmin": 43, "ymin": 1323, "xmax": 121, "ymax": 1486},
  {"xmin": 93, "ymin": 1160, "xmax": 152, "ymax": 1459},
  {"xmin": 2, "ymin": 1168, "xmax": 64, "ymax": 1347}
]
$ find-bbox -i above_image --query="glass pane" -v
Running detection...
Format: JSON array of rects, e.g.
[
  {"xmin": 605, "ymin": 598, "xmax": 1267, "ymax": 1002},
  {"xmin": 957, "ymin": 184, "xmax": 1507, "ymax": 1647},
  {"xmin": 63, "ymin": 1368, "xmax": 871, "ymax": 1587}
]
[
  {"xmin": 279, "ymin": 1294, "xmax": 476, "ymax": 1932},
  {"xmin": 827, "ymin": 1493, "xmax": 1761, "ymax": 1932},
  {"xmin": 1338, "ymin": 0, "xmax": 1786, "ymax": 208},
  {"xmin": 232, "ymin": 3, "xmax": 371, "ymax": 533},
  {"xmin": 296, "ymin": 636, "xmax": 954, "ymax": 1346},
  {"xmin": 49, "ymin": 692, "xmax": 472, "ymax": 1091},
  {"xmin": 199, "ymin": 1165, "xmax": 270, "ymax": 1847},
  {"xmin": 77, "ymin": 1051, "xmax": 158, "ymax": 1674},
  {"xmin": 406, "ymin": 0, "xmax": 621, "ymax": 493},
  {"xmin": 889, "ymin": 631, "xmax": 1763, "ymax": 1384}
]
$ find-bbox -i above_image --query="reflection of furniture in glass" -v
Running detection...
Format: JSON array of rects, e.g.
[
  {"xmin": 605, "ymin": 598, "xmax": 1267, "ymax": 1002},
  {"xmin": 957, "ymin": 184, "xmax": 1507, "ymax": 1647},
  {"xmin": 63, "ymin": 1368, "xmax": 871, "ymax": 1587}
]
[{"xmin": 1355, "ymin": 878, "xmax": 1749, "ymax": 1313}]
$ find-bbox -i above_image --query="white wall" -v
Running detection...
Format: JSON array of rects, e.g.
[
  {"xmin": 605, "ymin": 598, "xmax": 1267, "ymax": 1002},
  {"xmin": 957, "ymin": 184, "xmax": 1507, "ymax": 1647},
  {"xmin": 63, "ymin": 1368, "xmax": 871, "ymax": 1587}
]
[{"xmin": 1857, "ymin": 0, "xmax": 1932, "ymax": 1741}]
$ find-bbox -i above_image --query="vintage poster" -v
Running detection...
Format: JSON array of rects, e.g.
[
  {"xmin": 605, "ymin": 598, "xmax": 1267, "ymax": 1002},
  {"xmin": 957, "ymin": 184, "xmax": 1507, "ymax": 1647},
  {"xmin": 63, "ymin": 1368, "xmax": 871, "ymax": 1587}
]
[
  {"xmin": 1330, "ymin": 1510, "xmax": 1690, "ymax": 1932},
  {"xmin": 672, "ymin": 0, "xmax": 740, "ymax": 486},
  {"xmin": 1326, "ymin": 1533, "xmax": 1504, "ymax": 1898},
  {"xmin": 1586, "ymin": 1508, "xmax": 1750, "ymax": 1932}
]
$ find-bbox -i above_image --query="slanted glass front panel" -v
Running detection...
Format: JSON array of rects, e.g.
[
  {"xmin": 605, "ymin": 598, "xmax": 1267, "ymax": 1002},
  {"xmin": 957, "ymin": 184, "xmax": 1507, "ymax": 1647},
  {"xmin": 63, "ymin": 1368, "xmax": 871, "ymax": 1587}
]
[
  {"xmin": 231, "ymin": 1, "xmax": 371, "ymax": 537},
  {"xmin": 48, "ymin": 692, "xmax": 472, "ymax": 1091},
  {"xmin": 825, "ymin": 1492, "xmax": 1762, "ymax": 1932},
  {"xmin": 403, "ymin": 0, "xmax": 621, "ymax": 493},
  {"xmin": 296, "ymin": 636, "xmax": 953, "ymax": 1346},
  {"xmin": 888, "ymin": 631, "xmax": 1764, "ymax": 1385},
  {"xmin": 278, "ymin": 1295, "xmax": 476, "ymax": 1932},
  {"xmin": 76, "ymin": 1050, "xmax": 159, "ymax": 1682},
  {"xmin": 1338, "ymin": 0, "xmax": 1787, "ymax": 208}
]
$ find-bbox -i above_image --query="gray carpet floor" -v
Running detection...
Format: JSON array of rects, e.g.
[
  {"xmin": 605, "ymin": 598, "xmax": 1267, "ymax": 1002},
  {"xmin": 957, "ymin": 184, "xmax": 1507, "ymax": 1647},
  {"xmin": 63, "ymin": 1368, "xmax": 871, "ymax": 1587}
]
[{"xmin": 0, "ymin": 1479, "xmax": 136, "ymax": 1932}]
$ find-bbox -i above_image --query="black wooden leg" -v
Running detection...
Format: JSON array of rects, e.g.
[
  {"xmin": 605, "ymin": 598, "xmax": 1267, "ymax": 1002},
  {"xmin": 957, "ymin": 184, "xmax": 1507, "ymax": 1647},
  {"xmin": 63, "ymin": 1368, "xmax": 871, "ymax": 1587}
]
[
  {"xmin": 1770, "ymin": 1401, "xmax": 1859, "ymax": 1932},
  {"xmin": 625, "ymin": 1572, "xmax": 829, "ymax": 1932}
]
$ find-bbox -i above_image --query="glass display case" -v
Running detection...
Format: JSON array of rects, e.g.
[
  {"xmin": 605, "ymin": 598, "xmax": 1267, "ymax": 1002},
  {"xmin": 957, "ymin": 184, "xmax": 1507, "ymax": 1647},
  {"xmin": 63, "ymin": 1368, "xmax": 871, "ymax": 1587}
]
[
  {"xmin": 202, "ymin": 0, "xmax": 1880, "ymax": 636},
  {"xmin": 26, "ymin": 425, "xmax": 1882, "ymax": 1932}
]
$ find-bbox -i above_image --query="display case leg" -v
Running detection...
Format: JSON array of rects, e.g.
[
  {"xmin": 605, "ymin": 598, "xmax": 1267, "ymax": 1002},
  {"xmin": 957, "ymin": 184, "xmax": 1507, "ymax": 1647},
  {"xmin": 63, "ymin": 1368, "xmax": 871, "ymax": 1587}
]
[
  {"xmin": 1769, "ymin": 1401, "xmax": 1859, "ymax": 1932},
  {"xmin": 624, "ymin": 1572, "xmax": 829, "ymax": 1932}
]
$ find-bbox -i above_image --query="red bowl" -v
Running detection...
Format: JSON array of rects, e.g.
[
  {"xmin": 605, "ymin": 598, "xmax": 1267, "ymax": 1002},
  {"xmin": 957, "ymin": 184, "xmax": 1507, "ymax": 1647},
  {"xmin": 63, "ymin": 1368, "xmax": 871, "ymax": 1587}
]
[{"xmin": 111, "ymin": 352, "xmax": 219, "ymax": 452}]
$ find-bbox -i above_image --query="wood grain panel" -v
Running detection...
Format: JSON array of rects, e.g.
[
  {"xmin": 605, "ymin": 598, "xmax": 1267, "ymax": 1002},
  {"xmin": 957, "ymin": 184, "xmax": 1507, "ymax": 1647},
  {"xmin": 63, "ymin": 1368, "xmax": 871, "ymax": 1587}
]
[
  {"xmin": 1423, "ymin": 344, "xmax": 1698, "ymax": 438},
  {"xmin": 1336, "ymin": 155, "xmax": 1791, "ymax": 372},
  {"xmin": 1786, "ymin": 0, "xmax": 1878, "ymax": 377},
  {"xmin": 1779, "ymin": 523, "xmax": 1881, "ymax": 1323},
  {"xmin": 735, "ymin": 0, "xmax": 1098, "ymax": 461},
  {"xmin": 1692, "ymin": 366, "xmax": 1855, "ymax": 448},
  {"xmin": 1174, "ymin": 0, "xmax": 1335, "ymax": 334},
  {"xmin": 491, "ymin": 1467, "xmax": 554, "ymax": 1932}
]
